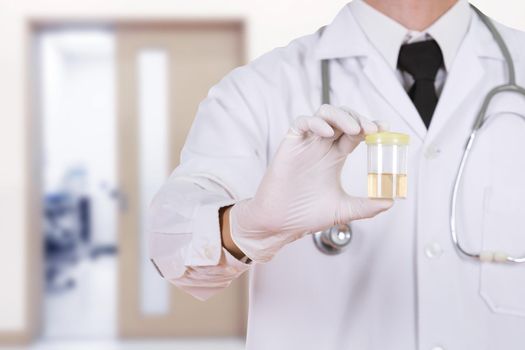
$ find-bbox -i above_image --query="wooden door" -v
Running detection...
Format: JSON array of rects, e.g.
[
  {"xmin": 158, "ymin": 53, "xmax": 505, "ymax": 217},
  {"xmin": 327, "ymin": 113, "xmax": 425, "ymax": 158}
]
[{"xmin": 116, "ymin": 21, "xmax": 247, "ymax": 337}]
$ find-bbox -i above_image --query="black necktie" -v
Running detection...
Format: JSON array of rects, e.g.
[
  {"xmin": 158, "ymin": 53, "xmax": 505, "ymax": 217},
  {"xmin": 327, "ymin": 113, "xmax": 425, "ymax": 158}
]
[{"xmin": 397, "ymin": 39, "xmax": 444, "ymax": 128}]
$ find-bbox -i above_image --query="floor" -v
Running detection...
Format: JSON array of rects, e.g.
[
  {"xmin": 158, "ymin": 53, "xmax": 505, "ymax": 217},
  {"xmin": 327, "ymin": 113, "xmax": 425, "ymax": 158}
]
[
  {"xmin": 34, "ymin": 256, "xmax": 247, "ymax": 350},
  {"xmin": 1, "ymin": 339, "xmax": 245, "ymax": 350},
  {"xmin": 44, "ymin": 255, "xmax": 117, "ymax": 338}
]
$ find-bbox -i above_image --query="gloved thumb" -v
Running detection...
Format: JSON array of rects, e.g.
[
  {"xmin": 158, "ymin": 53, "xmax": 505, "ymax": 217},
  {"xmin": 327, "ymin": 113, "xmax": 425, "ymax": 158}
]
[{"xmin": 339, "ymin": 196, "xmax": 394, "ymax": 222}]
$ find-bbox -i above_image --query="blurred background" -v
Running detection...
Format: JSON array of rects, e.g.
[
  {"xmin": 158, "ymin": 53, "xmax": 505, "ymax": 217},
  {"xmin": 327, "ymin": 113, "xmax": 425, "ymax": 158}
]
[{"xmin": 0, "ymin": 0, "xmax": 523, "ymax": 349}]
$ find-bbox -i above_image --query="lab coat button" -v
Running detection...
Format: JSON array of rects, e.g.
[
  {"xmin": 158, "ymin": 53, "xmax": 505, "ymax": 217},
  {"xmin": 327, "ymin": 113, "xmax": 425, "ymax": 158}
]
[
  {"xmin": 424, "ymin": 145, "xmax": 441, "ymax": 159},
  {"xmin": 204, "ymin": 246, "xmax": 214, "ymax": 260},
  {"xmin": 425, "ymin": 242, "xmax": 443, "ymax": 259}
]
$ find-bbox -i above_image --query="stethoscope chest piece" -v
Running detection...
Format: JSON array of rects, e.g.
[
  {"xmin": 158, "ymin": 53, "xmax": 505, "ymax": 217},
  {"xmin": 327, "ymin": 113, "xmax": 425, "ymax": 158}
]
[{"xmin": 312, "ymin": 224, "xmax": 353, "ymax": 255}]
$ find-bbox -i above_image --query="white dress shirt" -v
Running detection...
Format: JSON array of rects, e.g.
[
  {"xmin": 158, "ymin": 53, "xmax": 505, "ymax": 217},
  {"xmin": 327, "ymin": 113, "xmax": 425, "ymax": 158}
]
[{"xmin": 350, "ymin": 0, "xmax": 472, "ymax": 95}]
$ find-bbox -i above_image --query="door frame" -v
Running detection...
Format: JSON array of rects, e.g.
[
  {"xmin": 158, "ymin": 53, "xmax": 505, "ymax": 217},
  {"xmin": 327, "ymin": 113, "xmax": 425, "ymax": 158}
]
[{"xmin": 20, "ymin": 18, "xmax": 246, "ymax": 345}]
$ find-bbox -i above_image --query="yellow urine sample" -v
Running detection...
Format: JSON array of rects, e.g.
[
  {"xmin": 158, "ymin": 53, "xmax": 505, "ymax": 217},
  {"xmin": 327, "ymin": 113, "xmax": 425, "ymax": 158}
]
[{"xmin": 368, "ymin": 173, "xmax": 407, "ymax": 199}]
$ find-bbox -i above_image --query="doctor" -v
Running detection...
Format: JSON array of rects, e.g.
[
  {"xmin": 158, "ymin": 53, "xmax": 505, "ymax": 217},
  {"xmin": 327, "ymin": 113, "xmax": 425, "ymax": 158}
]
[{"xmin": 149, "ymin": 0, "xmax": 525, "ymax": 349}]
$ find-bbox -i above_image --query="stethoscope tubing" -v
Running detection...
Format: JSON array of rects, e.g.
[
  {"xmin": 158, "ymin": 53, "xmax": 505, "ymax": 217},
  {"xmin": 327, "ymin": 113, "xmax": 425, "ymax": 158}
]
[
  {"xmin": 450, "ymin": 84, "xmax": 525, "ymax": 264},
  {"xmin": 314, "ymin": 5, "xmax": 525, "ymax": 261},
  {"xmin": 449, "ymin": 5, "xmax": 525, "ymax": 264}
]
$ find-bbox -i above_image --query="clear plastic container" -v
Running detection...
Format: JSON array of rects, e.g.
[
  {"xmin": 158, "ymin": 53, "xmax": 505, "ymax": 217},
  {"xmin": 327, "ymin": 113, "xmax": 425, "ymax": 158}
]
[{"xmin": 365, "ymin": 132, "xmax": 410, "ymax": 199}]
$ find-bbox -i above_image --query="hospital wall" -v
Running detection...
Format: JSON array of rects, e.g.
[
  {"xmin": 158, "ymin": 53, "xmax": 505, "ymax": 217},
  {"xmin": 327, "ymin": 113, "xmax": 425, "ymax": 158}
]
[{"xmin": 0, "ymin": 0, "xmax": 524, "ymax": 340}]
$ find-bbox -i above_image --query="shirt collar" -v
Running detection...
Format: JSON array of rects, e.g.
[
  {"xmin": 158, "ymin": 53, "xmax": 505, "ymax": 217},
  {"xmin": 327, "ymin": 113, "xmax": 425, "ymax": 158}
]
[{"xmin": 348, "ymin": 0, "xmax": 472, "ymax": 71}]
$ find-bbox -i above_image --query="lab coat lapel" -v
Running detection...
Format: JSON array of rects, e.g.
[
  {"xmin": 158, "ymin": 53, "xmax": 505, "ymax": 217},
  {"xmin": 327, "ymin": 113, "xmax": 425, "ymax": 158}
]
[
  {"xmin": 425, "ymin": 21, "xmax": 484, "ymax": 142},
  {"xmin": 362, "ymin": 55, "xmax": 427, "ymax": 140},
  {"xmin": 315, "ymin": 5, "xmax": 426, "ymax": 141}
]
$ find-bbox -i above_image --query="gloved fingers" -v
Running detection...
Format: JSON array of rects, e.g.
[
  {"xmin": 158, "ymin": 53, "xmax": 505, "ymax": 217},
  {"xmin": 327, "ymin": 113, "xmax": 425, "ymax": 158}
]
[
  {"xmin": 336, "ymin": 133, "xmax": 363, "ymax": 154},
  {"xmin": 335, "ymin": 108, "xmax": 369, "ymax": 153},
  {"xmin": 339, "ymin": 196, "xmax": 393, "ymax": 222},
  {"xmin": 372, "ymin": 120, "xmax": 390, "ymax": 132},
  {"xmin": 315, "ymin": 104, "xmax": 361, "ymax": 136},
  {"xmin": 339, "ymin": 106, "xmax": 378, "ymax": 135},
  {"xmin": 336, "ymin": 107, "xmax": 392, "ymax": 153},
  {"xmin": 289, "ymin": 115, "xmax": 335, "ymax": 138}
]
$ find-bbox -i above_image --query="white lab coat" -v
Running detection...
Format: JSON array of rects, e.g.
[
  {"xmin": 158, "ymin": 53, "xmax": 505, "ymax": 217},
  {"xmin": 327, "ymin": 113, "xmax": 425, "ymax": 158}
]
[{"xmin": 149, "ymin": 4, "xmax": 525, "ymax": 349}]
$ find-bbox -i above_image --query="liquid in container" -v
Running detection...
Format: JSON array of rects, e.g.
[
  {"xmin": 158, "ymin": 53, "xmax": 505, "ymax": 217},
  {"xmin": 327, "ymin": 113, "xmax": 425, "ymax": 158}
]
[{"xmin": 365, "ymin": 132, "xmax": 410, "ymax": 199}]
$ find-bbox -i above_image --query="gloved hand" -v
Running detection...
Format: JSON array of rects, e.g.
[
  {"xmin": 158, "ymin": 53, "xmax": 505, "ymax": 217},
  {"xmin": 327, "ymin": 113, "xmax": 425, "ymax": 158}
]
[{"xmin": 229, "ymin": 104, "xmax": 393, "ymax": 263}]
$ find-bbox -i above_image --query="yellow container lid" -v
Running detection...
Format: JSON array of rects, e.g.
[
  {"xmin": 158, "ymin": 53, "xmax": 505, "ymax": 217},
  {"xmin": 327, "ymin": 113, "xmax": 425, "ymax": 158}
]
[{"xmin": 365, "ymin": 132, "xmax": 410, "ymax": 145}]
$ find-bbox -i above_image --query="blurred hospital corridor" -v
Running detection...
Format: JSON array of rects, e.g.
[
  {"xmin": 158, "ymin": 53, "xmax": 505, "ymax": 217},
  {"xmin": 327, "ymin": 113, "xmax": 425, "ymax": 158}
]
[{"xmin": 27, "ymin": 24, "xmax": 248, "ymax": 347}]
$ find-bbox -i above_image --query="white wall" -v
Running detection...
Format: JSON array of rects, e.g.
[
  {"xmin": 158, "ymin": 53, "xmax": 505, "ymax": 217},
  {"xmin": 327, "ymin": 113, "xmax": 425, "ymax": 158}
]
[{"xmin": 0, "ymin": 0, "xmax": 524, "ymax": 335}]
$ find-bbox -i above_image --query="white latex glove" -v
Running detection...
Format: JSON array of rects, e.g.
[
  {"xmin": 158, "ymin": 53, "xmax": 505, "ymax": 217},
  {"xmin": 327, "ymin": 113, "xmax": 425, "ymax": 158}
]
[{"xmin": 230, "ymin": 104, "xmax": 393, "ymax": 262}]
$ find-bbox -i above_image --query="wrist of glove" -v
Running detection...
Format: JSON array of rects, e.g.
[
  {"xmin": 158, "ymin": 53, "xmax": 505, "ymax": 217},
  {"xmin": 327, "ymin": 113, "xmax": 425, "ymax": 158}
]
[{"xmin": 230, "ymin": 105, "xmax": 393, "ymax": 263}]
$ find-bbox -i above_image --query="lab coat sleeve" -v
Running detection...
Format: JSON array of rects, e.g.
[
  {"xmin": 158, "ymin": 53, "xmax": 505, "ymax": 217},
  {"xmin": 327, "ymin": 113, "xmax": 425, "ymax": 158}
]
[{"xmin": 148, "ymin": 65, "xmax": 269, "ymax": 301}]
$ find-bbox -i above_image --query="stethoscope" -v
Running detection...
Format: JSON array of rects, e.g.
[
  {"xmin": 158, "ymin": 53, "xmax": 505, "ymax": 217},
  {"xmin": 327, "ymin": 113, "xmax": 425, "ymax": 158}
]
[{"xmin": 313, "ymin": 5, "xmax": 525, "ymax": 262}]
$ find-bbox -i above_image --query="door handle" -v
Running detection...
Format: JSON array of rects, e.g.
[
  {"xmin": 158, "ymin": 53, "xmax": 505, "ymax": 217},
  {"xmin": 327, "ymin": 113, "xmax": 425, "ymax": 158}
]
[
  {"xmin": 100, "ymin": 182, "xmax": 128, "ymax": 212},
  {"xmin": 113, "ymin": 189, "xmax": 128, "ymax": 212}
]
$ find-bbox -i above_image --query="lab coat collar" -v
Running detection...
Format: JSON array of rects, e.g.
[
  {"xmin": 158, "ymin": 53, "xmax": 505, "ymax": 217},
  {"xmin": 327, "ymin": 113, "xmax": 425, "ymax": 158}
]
[
  {"xmin": 315, "ymin": 3, "xmax": 428, "ymax": 139},
  {"xmin": 425, "ymin": 9, "xmax": 514, "ymax": 142},
  {"xmin": 314, "ymin": 4, "xmax": 370, "ymax": 60},
  {"xmin": 314, "ymin": 3, "xmax": 507, "ymax": 141},
  {"xmin": 349, "ymin": 0, "xmax": 472, "ymax": 74},
  {"xmin": 315, "ymin": 2, "xmax": 506, "ymax": 61},
  {"xmin": 471, "ymin": 12, "xmax": 506, "ymax": 61},
  {"xmin": 425, "ymin": 10, "xmax": 499, "ymax": 142}
]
